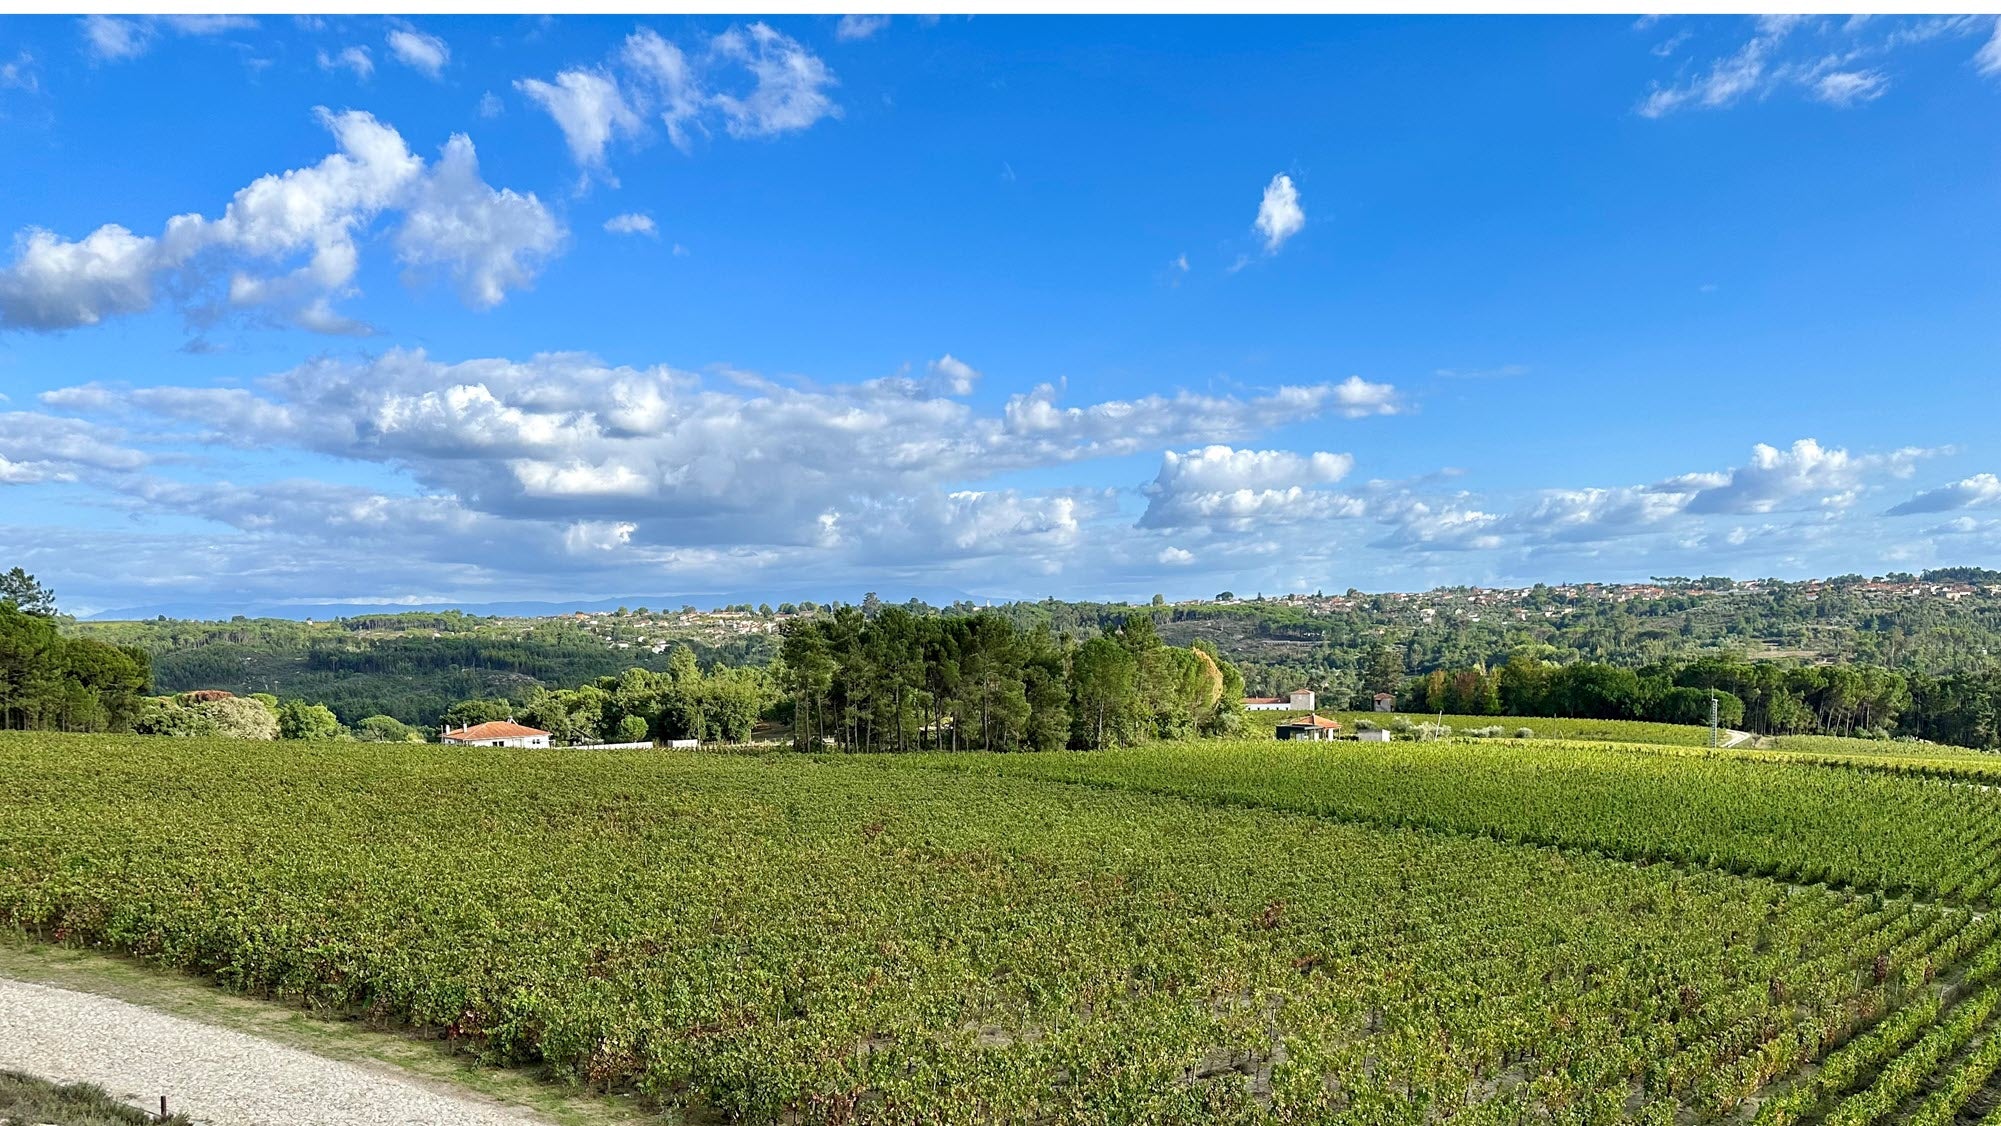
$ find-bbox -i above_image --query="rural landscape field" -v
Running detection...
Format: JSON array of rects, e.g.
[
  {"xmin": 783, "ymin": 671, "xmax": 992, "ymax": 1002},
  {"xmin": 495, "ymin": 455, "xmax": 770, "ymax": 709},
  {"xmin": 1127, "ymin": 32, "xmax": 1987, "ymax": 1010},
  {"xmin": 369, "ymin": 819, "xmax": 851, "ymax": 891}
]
[
  {"xmin": 12, "ymin": 728, "xmax": 2001, "ymax": 1122},
  {"xmin": 8, "ymin": 7, "xmax": 2001, "ymax": 1125}
]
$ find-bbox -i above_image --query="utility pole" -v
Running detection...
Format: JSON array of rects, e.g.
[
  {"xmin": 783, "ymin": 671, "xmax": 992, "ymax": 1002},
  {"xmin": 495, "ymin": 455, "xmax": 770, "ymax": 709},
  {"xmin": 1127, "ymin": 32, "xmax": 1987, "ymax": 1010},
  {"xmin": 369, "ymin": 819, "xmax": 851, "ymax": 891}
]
[{"xmin": 1710, "ymin": 690, "xmax": 1719, "ymax": 749}]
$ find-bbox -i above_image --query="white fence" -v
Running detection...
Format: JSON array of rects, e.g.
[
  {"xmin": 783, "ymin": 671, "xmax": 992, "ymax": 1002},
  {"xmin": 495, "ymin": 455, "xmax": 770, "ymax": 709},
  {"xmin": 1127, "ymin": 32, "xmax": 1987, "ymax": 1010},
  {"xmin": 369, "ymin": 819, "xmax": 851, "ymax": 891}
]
[{"xmin": 565, "ymin": 741, "xmax": 656, "ymax": 751}]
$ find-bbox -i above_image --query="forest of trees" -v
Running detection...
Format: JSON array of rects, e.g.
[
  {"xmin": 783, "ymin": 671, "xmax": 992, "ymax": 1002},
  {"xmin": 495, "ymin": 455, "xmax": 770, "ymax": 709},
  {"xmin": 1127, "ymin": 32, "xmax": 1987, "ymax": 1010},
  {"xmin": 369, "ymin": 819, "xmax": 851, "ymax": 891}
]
[
  {"xmin": 0, "ymin": 571, "xmax": 151, "ymax": 732},
  {"xmin": 444, "ymin": 647, "xmax": 776, "ymax": 745},
  {"xmin": 1379, "ymin": 646, "xmax": 2001, "ymax": 746},
  {"xmin": 776, "ymin": 606, "xmax": 1244, "ymax": 752}
]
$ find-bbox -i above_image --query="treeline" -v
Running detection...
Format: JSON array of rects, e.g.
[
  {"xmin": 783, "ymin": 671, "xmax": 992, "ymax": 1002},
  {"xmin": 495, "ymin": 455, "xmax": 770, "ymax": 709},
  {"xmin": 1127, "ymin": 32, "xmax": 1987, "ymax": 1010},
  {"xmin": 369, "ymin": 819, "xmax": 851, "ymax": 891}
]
[
  {"xmin": 0, "ymin": 570, "xmax": 152, "ymax": 733},
  {"xmin": 444, "ymin": 648, "xmax": 775, "ymax": 745},
  {"xmin": 1391, "ymin": 651, "xmax": 2001, "ymax": 746},
  {"xmin": 777, "ymin": 606, "xmax": 1243, "ymax": 753}
]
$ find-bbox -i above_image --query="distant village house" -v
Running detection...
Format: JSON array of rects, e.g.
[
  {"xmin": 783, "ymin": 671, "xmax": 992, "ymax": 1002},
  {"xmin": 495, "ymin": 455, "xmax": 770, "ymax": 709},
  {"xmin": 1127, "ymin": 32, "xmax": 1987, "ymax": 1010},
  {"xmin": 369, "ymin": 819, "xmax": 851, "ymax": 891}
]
[
  {"xmin": 1245, "ymin": 689, "xmax": 1316, "ymax": 712},
  {"xmin": 441, "ymin": 721, "xmax": 551, "ymax": 748},
  {"xmin": 1372, "ymin": 692, "xmax": 1396, "ymax": 712}
]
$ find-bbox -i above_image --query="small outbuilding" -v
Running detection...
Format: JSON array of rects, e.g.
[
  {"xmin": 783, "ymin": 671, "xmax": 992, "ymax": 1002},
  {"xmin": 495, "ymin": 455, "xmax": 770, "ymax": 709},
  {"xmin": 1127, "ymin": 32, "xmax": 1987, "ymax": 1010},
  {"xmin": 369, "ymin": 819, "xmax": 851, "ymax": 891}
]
[
  {"xmin": 1276, "ymin": 713, "xmax": 1343, "ymax": 742},
  {"xmin": 441, "ymin": 721, "xmax": 552, "ymax": 748},
  {"xmin": 1372, "ymin": 692, "xmax": 1396, "ymax": 712},
  {"xmin": 1357, "ymin": 727, "xmax": 1393, "ymax": 742}
]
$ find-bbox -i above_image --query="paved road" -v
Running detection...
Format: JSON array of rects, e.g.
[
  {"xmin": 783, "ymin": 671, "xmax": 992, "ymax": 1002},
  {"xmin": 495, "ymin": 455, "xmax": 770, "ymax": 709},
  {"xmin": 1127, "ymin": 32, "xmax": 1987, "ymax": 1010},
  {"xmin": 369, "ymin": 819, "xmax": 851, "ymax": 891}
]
[{"xmin": 0, "ymin": 976, "xmax": 550, "ymax": 1126}]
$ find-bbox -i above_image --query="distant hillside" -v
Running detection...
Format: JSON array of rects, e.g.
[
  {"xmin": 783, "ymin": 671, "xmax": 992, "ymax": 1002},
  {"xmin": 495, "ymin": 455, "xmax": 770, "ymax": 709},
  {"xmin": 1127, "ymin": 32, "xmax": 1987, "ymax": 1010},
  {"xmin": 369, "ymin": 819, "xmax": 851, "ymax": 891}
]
[{"xmin": 62, "ymin": 569, "xmax": 2001, "ymax": 726}]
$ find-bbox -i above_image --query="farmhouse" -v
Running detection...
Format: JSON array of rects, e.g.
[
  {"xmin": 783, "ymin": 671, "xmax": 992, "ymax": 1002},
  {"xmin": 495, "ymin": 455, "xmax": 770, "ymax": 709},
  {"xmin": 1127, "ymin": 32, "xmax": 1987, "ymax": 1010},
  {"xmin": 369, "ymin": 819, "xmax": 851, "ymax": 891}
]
[
  {"xmin": 1372, "ymin": 692, "xmax": 1396, "ymax": 712},
  {"xmin": 1245, "ymin": 689, "xmax": 1316, "ymax": 712},
  {"xmin": 441, "ymin": 721, "xmax": 552, "ymax": 748},
  {"xmin": 1275, "ymin": 714, "xmax": 1343, "ymax": 742}
]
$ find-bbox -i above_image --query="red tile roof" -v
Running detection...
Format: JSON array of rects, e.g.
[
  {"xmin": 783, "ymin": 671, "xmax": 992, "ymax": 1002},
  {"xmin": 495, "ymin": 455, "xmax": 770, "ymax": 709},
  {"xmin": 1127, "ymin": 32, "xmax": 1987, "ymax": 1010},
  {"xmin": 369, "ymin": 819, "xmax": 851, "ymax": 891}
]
[
  {"xmin": 1243, "ymin": 696, "xmax": 1285, "ymax": 705},
  {"xmin": 1279, "ymin": 714, "xmax": 1343, "ymax": 729},
  {"xmin": 441, "ymin": 721, "xmax": 551, "ymax": 742}
]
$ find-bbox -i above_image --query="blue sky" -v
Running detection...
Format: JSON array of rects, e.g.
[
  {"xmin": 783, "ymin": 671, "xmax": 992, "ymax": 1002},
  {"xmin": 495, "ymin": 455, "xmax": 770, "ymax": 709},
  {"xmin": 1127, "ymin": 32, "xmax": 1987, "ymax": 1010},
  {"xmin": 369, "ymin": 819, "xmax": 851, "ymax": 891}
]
[{"xmin": 2, "ymin": 13, "xmax": 2000, "ymax": 615}]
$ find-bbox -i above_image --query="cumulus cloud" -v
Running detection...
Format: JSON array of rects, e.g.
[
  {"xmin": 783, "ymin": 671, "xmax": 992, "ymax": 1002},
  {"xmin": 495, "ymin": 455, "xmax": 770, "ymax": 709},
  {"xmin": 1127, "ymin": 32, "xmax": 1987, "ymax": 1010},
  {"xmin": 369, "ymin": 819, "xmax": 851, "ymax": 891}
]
[
  {"xmin": 393, "ymin": 135, "xmax": 566, "ymax": 309},
  {"xmin": 1255, "ymin": 174, "xmax": 1304, "ymax": 254},
  {"xmin": 0, "ymin": 412, "xmax": 149, "ymax": 484},
  {"xmin": 41, "ymin": 351, "xmax": 1400, "ymax": 559},
  {"xmin": 603, "ymin": 212, "xmax": 658, "ymax": 237},
  {"xmin": 514, "ymin": 69, "xmax": 643, "ymax": 170},
  {"xmin": 1886, "ymin": 473, "xmax": 2001, "ymax": 516},
  {"xmin": 520, "ymin": 22, "xmax": 837, "ymax": 169},
  {"xmin": 1357, "ymin": 437, "xmax": 1940, "ymax": 559},
  {"xmin": 927, "ymin": 355, "xmax": 979, "ymax": 396},
  {"xmin": 1140, "ymin": 445, "xmax": 1363, "ymax": 532},
  {"xmin": 1680, "ymin": 438, "xmax": 1930, "ymax": 514},
  {"xmin": 386, "ymin": 25, "xmax": 449, "ymax": 78},
  {"xmin": 0, "ymin": 109, "xmax": 561, "ymax": 333},
  {"xmin": 836, "ymin": 15, "xmax": 889, "ymax": 41}
]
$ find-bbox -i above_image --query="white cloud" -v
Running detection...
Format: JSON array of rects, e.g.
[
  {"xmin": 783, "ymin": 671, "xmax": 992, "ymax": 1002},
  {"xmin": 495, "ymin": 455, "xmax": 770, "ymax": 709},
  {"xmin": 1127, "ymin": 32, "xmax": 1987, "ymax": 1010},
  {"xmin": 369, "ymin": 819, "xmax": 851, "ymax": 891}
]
[
  {"xmin": 604, "ymin": 213, "xmax": 658, "ymax": 237},
  {"xmin": 837, "ymin": 15, "xmax": 890, "ymax": 41},
  {"xmin": 477, "ymin": 91, "xmax": 505, "ymax": 119},
  {"xmin": 81, "ymin": 16, "xmax": 151, "ymax": 63},
  {"xmin": 1811, "ymin": 70, "xmax": 1888, "ymax": 105},
  {"xmin": 620, "ymin": 29, "xmax": 706, "ymax": 152},
  {"xmin": 0, "ymin": 109, "xmax": 559, "ymax": 333},
  {"xmin": 1, "ymin": 52, "xmax": 39, "ymax": 93},
  {"xmin": 1158, "ymin": 546, "xmax": 1195, "ymax": 566},
  {"xmin": 1681, "ymin": 438, "xmax": 1931, "ymax": 514},
  {"xmin": 1887, "ymin": 474, "xmax": 2001, "ymax": 516},
  {"xmin": 710, "ymin": 23, "xmax": 840, "ymax": 139},
  {"xmin": 0, "ymin": 412, "xmax": 148, "ymax": 484},
  {"xmin": 393, "ymin": 135, "xmax": 566, "ymax": 310},
  {"xmin": 43, "ymin": 351, "xmax": 1400, "ymax": 558},
  {"xmin": 523, "ymin": 23, "xmax": 839, "ymax": 169},
  {"xmin": 1979, "ymin": 18, "xmax": 2001, "ymax": 77},
  {"xmin": 386, "ymin": 26, "xmax": 450, "ymax": 79},
  {"xmin": 1140, "ymin": 446, "xmax": 1360, "ymax": 531},
  {"xmin": 927, "ymin": 354, "xmax": 979, "ymax": 396},
  {"xmin": 80, "ymin": 15, "xmax": 257, "ymax": 64},
  {"xmin": 1641, "ymin": 16, "xmax": 1994, "ymax": 116},
  {"xmin": 514, "ymin": 69, "xmax": 642, "ymax": 170},
  {"xmin": 1255, "ymin": 174, "xmax": 1304, "ymax": 254},
  {"xmin": 0, "ymin": 225, "xmax": 164, "ymax": 329},
  {"xmin": 160, "ymin": 15, "xmax": 256, "ymax": 36},
  {"xmin": 317, "ymin": 46, "xmax": 374, "ymax": 81}
]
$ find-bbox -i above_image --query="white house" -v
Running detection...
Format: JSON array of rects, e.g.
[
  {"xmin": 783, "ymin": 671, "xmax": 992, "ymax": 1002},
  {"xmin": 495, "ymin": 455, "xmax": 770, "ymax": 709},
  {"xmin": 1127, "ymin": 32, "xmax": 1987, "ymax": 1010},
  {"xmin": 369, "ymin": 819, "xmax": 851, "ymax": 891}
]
[
  {"xmin": 440, "ymin": 721, "xmax": 552, "ymax": 748},
  {"xmin": 1245, "ymin": 689, "xmax": 1316, "ymax": 712}
]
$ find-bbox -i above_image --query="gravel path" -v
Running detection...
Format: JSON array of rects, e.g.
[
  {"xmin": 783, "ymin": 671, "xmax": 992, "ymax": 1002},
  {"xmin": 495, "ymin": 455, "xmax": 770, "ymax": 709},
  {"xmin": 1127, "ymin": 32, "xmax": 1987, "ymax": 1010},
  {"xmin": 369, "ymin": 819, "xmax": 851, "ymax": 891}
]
[{"xmin": 0, "ymin": 976, "xmax": 551, "ymax": 1126}]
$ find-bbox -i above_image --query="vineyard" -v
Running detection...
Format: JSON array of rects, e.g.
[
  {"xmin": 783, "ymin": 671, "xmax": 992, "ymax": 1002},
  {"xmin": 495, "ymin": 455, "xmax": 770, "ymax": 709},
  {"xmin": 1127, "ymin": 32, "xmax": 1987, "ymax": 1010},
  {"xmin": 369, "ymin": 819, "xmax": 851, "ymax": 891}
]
[{"xmin": 7, "ymin": 733, "xmax": 2001, "ymax": 1122}]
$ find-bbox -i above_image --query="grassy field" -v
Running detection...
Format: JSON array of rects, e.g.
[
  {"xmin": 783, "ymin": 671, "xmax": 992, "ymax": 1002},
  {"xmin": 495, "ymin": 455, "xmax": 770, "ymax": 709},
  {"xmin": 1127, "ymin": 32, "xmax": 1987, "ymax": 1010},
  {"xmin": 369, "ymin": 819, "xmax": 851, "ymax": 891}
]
[
  {"xmin": 1250, "ymin": 710, "xmax": 1992, "ymax": 760},
  {"xmin": 0, "ymin": 1071, "xmax": 192, "ymax": 1126},
  {"xmin": 7, "ymin": 732, "xmax": 2001, "ymax": 1123}
]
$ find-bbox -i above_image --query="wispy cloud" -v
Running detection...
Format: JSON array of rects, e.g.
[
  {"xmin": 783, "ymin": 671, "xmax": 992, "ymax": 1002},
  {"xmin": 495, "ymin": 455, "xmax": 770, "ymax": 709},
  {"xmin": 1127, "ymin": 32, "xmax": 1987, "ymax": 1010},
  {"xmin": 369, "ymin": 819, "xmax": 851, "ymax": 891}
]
[
  {"xmin": 836, "ymin": 15, "xmax": 889, "ymax": 42},
  {"xmin": 1638, "ymin": 15, "xmax": 1991, "ymax": 117}
]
